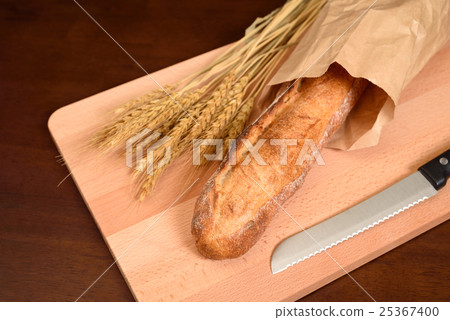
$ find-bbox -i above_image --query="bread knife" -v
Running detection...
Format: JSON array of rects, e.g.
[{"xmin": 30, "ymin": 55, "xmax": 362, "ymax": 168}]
[{"xmin": 271, "ymin": 148, "xmax": 450, "ymax": 274}]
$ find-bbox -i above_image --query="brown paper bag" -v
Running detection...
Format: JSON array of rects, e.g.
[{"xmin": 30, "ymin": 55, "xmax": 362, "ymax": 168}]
[{"xmin": 269, "ymin": 0, "xmax": 450, "ymax": 150}]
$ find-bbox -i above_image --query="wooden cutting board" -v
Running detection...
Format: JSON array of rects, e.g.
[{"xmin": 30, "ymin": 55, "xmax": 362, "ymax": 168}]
[{"xmin": 48, "ymin": 42, "xmax": 450, "ymax": 301}]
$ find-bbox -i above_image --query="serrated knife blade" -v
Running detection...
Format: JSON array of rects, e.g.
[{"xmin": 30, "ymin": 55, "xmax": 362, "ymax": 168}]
[{"xmin": 271, "ymin": 148, "xmax": 450, "ymax": 274}]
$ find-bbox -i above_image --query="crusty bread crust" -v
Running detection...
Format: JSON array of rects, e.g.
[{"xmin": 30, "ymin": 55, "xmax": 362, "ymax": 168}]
[{"xmin": 192, "ymin": 63, "xmax": 368, "ymax": 259}]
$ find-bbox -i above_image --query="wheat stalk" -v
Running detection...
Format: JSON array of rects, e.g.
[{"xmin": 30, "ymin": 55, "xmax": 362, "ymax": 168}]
[
  {"xmin": 113, "ymin": 85, "xmax": 176, "ymax": 115},
  {"xmin": 91, "ymin": 87, "xmax": 206, "ymax": 151},
  {"xmin": 91, "ymin": 0, "xmax": 327, "ymax": 200},
  {"xmin": 133, "ymin": 73, "xmax": 235, "ymax": 171},
  {"xmin": 225, "ymin": 97, "xmax": 254, "ymax": 142},
  {"xmin": 135, "ymin": 73, "xmax": 245, "ymax": 198}
]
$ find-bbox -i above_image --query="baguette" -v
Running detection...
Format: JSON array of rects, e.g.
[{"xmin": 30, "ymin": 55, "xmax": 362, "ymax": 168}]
[{"xmin": 192, "ymin": 63, "xmax": 368, "ymax": 259}]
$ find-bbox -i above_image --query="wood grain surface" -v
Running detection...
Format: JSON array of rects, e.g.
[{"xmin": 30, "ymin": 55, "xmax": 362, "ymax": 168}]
[{"xmin": 1, "ymin": 0, "xmax": 449, "ymax": 301}]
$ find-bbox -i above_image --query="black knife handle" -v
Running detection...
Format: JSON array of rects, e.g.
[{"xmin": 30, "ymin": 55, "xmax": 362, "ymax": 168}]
[{"xmin": 418, "ymin": 149, "xmax": 450, "ymax": 190}]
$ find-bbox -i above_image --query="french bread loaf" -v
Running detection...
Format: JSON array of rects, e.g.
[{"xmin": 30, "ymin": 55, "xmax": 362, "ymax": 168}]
[{"xmin": 192, "ymin": 63, "xmax": 368, "ymax": 259}]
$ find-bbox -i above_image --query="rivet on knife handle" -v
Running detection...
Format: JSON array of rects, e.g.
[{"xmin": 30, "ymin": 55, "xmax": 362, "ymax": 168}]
[{"xmin": 418, "ymin": 149, "xmax": 450, "ymax": 190}]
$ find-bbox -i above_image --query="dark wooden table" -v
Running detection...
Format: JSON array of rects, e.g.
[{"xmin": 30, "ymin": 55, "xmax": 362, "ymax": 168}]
[{"xmin": 1, "ymin": 0, "xmax": 448, "ymax": 302}]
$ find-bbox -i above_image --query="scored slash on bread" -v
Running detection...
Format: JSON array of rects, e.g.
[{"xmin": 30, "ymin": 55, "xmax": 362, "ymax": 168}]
[{"xmin": 192, "ymin": 63, "xmax": 368, "ymax": 259}]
